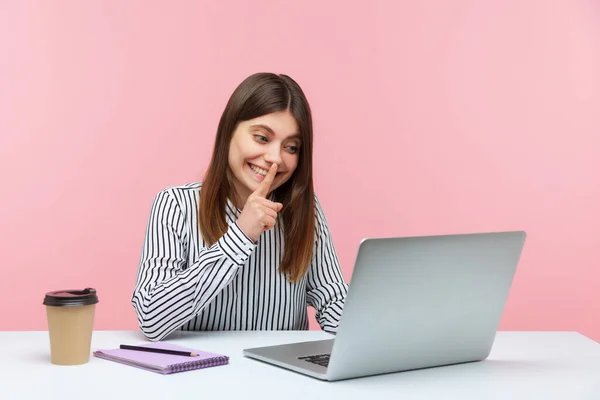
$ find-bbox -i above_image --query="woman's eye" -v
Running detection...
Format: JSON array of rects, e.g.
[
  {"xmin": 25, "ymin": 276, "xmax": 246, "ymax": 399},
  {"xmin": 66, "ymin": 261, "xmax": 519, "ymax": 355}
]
[
  {"xmin": 286, "ymin": 146, "xmax": 299, "ymax": 154},
  {"xmin": 254, "ymin": 135, "xmax": 268, "ymax": 143}
]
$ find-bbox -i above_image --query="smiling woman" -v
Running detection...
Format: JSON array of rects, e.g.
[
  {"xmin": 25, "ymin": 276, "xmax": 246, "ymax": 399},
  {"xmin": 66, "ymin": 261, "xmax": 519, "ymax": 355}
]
[{"xmin": 130, "ymin": 72, "xmax": 348, "ymax": 342}]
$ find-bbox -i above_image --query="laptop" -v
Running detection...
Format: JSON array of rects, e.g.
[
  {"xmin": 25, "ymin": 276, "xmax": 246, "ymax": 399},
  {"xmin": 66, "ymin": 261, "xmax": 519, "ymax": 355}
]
[{"xmin": 242, "ymin": 230, "xmax": 527, "ymax": 381}]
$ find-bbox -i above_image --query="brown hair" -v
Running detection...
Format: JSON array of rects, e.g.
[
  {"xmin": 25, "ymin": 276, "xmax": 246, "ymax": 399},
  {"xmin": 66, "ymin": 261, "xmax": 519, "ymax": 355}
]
[{"xmin": 199, "ymin": 72, "xmax": 315, "ymax": 282}]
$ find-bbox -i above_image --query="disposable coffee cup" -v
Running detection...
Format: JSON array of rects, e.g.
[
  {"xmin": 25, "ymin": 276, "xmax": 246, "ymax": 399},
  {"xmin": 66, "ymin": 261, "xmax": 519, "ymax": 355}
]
[{"xmin": 43, "ymin": 288, "xmax": 99, "ymax": 365}]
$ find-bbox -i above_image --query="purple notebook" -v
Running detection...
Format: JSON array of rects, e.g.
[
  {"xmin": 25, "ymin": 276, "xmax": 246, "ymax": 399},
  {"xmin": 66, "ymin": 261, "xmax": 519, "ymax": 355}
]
[{"xmin": 93, "ymin": 342, "xmax": 229, "ymax": 374}]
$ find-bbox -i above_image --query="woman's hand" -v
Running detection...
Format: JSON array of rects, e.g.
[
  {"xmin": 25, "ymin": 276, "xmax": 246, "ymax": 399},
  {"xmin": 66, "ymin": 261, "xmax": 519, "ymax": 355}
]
[{"xmin": 236, "ymin": 164, "xmax": 283, "ymax": 242}]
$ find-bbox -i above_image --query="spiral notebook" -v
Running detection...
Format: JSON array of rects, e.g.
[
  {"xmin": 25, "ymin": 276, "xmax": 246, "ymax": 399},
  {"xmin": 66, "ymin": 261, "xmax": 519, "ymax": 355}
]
[{"xmin": 93, "ymin": 342, "xmax": 229, "ymax": 374}]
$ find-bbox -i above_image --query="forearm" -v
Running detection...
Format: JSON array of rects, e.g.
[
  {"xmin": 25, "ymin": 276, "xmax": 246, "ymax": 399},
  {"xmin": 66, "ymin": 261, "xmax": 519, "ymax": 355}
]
[
  {"xmin": 131, "ymin": 222, "xmax": 254, "ymax": 341},
  {"xmin": 308, "ymin": 281, "xmax": 348, "ymax": 334}
]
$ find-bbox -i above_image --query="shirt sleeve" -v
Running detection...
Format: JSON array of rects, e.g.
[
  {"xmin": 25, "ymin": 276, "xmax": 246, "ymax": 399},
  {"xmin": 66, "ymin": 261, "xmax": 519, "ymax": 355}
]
[
  {"xmin": 130, "ymin": 188, "xmax": 256, "ymax": 341},
  {"xmin": 306, "ymin": 195, "xmax": 349, "ymax": 334}
]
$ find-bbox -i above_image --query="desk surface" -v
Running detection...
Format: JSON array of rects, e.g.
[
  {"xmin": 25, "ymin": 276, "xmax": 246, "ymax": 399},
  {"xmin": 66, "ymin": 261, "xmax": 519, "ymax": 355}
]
[{"xmin": 1, "ymin": 330, "xmax": 599, "ymax": 399}]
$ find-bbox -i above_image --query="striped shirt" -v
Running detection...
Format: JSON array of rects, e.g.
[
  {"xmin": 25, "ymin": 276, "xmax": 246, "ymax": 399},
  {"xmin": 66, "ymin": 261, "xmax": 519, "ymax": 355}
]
[{"xmin": 131, "ymin": 182, "xmax": 348, "ymax": 341}]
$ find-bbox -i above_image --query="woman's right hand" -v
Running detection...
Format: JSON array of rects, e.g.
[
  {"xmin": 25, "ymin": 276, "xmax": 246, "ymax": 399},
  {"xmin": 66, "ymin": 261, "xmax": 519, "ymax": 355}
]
[{"xmin": 236, "ymin": 163, "xmax": 283, "ymax": 242}]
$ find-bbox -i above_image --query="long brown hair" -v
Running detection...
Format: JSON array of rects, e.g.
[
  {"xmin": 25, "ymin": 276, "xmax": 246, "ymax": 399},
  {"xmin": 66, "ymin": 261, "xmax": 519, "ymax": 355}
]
[{"xmin": 199, "ymin": 72, "xmax": 315, "ymax": 282}]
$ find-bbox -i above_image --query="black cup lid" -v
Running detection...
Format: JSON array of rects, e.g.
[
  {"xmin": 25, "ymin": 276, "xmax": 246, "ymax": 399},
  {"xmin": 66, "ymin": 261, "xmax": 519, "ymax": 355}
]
[{"xmin": 43, "ymin": 288, "xmax": 99, "ymax": 307}]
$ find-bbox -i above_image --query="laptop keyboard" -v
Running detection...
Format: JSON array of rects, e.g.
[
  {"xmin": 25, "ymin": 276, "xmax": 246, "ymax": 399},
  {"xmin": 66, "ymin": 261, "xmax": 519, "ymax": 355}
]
[{"xmin": 298, "ymin": 353, "xmax": 330, "ymax": 367}]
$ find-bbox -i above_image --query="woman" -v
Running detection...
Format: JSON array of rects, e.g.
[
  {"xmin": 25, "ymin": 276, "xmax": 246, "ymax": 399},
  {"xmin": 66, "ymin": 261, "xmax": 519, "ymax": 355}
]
[{"xmin": 131, "ymin": 72, "xmax": 348, "ymax": 341}]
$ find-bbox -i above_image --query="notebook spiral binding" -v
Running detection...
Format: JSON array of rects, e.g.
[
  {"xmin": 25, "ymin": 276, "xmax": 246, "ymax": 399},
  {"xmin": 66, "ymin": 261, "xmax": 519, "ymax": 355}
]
[{"xmin": 170, "ymin": 355, "xmax": 229, "ymax": 373}]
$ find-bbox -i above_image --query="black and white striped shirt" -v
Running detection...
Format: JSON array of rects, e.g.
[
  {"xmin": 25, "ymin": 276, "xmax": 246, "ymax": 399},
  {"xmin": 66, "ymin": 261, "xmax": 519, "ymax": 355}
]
[{"xmin": 131, "ymin": 182, "xmax": 348, "ymax": 341}]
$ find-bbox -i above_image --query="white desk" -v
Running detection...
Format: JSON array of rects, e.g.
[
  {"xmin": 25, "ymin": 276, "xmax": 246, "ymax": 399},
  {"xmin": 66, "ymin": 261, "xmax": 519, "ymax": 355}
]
[{"xmin": 1, "ymin": 330, "xmax": 599, "ymax": 399}]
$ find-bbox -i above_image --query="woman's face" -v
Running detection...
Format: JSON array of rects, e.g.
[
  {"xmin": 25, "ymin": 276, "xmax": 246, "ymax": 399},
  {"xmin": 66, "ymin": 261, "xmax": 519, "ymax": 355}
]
[{"xmin": 228, "ymin": 110, "xmax": 301, "ymax": 205}]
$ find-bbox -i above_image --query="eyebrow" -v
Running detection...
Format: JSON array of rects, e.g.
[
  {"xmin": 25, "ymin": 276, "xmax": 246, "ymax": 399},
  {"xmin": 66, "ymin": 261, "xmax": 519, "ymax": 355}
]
[{"xmin": 250, "ymin": 124, "xmax": 302, "ymax": 140}]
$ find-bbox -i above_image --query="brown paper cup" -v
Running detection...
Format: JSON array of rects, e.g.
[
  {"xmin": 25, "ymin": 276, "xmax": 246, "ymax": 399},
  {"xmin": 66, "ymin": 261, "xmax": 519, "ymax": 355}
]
[{"xmin": 43, "ymin": 288, "xmax": 99, "ymax": 365}]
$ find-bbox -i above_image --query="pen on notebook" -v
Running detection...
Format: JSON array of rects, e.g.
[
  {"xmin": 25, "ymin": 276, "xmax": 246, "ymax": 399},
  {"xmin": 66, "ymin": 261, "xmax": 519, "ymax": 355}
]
[{"xmin": 119, "ymin": 344, "xmax": 198, "ymax": 357}]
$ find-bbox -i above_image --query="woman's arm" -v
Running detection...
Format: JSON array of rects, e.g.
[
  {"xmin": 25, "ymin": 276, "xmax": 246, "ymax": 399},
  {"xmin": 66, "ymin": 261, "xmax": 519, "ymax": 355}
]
[
  {"xmin": 306, "ymin": 195, "xmax": 349, "ymax": 334},
  {"xmin": 131, "ymin": 188, "xmax": 255, "ymax": 341}
]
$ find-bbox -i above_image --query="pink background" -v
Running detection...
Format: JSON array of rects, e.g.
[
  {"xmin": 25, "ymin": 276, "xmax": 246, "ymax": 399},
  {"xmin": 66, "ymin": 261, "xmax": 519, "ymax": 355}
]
[{"xmin": 1, "ymin": 1, "xmax": 599, "ymax": 342}]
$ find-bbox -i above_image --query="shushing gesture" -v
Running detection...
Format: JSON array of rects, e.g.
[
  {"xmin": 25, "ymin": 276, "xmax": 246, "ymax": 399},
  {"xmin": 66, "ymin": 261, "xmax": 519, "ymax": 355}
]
[{"xmin": 236, "ymin": 164, "xmax": 283, "ymax": 242}]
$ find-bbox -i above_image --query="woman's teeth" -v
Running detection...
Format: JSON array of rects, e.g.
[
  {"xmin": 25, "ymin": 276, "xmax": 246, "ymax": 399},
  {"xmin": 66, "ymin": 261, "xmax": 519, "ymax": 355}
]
[{"xmin": 249, "ymin": 164, "xmax": 267, "ymax": 176}]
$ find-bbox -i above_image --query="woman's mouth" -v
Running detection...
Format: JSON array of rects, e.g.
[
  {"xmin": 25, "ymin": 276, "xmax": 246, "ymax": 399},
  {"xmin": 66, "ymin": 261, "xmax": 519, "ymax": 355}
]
[
  {"xmin": 247, "ymin": 163, "xmax": 283, "ymax": 182},
  {"xmin": 248, "ymin": 163, "xmax": 268, "ymax": 177}
]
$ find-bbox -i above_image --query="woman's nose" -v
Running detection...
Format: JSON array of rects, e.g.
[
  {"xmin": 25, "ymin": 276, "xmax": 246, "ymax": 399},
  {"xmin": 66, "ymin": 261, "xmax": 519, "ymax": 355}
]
[{"xmin": 264, "ymin": 146, "xmax": 282, "ymax": 165}]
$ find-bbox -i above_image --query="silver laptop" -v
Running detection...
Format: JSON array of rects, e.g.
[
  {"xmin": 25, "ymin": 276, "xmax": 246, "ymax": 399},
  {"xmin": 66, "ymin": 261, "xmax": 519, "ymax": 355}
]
[{"xmin": 243, "ymin": 231, "xmax": 527, "ymax": 381}]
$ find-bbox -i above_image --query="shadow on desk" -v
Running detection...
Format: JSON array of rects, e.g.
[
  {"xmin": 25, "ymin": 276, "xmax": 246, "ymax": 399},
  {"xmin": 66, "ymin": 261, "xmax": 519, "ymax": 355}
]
[{"xmin": 24, "ymin": 353, "xmax": 52, "ymax": 363}]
